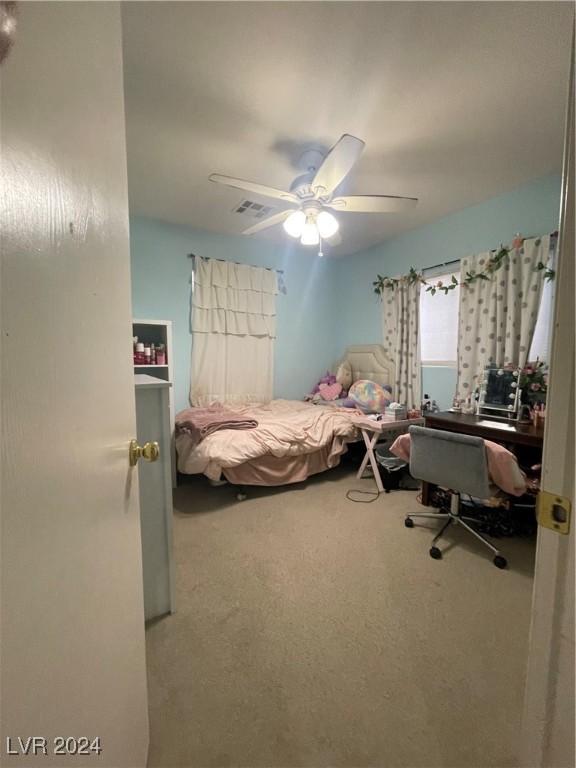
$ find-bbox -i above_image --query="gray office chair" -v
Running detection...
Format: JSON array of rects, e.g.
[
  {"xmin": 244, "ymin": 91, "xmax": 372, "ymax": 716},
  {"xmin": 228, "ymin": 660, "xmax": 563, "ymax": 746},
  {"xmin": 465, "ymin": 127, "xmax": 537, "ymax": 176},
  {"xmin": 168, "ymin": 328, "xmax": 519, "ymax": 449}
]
[{"xmin": 405, "ymin": 425, "xmax": 508, "ymax": 569}]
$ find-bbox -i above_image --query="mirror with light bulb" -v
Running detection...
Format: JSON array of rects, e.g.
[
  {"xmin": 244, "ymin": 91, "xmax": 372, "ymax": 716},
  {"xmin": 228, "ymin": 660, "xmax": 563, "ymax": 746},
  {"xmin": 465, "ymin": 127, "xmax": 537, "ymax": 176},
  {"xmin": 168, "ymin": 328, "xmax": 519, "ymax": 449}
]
[{"xmin": 477, "ymin": 366, "xmax": 522, "ymax": 421}]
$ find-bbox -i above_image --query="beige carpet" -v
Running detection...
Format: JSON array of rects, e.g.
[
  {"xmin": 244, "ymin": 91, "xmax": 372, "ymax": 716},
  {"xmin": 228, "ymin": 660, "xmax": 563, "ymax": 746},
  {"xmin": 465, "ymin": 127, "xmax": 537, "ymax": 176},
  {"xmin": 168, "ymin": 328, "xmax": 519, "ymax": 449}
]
[{"xmin": 146, "ymin": 465, "xmax": 536, "ymax": 768}]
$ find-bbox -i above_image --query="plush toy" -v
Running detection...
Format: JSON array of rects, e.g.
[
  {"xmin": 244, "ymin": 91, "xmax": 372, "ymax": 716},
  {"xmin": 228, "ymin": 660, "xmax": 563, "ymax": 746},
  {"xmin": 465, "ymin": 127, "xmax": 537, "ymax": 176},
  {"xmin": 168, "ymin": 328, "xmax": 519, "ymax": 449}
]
[
  {"xmin": 310, "ymin": 371, "xmax": 337, "ymax": 395},
  {"xmin": 305, "ymin": 371, "xmax": 343, "ymax": 402},
  {"xmin": 348, "ymin": 380, "xmax": 392, "ymax": 412},
  {"xmin": 318, "ymin": 381, "xmax": 342, "ymax": 400}
]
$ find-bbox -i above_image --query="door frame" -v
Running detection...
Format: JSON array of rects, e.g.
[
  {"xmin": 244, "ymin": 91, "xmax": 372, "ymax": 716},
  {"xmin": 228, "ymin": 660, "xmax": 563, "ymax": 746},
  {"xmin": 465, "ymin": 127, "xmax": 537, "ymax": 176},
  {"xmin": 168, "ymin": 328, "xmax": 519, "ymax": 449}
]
[{"xmin": 520, "ymin": 37, "xmax": 575, "ymax": 767}]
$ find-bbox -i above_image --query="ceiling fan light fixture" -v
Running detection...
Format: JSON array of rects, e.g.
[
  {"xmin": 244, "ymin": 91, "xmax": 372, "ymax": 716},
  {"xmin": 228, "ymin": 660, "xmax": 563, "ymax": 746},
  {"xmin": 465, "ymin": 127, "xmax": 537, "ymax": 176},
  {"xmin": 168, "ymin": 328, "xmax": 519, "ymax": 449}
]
[
  {"xmin": 211, "ymin": 134, "xmax": 418, "ymax": 245},
  {"xmin": 283, "ymin": 210, "xmax": 306, "ymax": 238},
  {"xmin": 300, "ymin": 216, "xmax": 320, "ymax": 246},
  {"xmin": 316, "ymin": 211, "xmax": 339, "ymax": 239}
]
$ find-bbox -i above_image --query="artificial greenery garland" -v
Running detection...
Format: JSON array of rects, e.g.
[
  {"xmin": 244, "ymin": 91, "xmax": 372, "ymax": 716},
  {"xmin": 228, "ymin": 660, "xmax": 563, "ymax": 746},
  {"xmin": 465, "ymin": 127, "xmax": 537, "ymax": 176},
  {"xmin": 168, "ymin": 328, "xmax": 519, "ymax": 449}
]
[{"xmin": 373, "ymin": 241, "xmax": 555, "ymax": 297}]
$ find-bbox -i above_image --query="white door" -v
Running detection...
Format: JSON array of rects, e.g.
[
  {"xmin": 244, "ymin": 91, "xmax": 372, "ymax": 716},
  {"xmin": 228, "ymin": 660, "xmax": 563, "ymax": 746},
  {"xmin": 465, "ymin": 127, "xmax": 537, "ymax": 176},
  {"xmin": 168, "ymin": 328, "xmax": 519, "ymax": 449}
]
[
  {"xmin": 520, "ymin": 50, "xmax": 575, "ymax": 767},
  {"xmin": 1, "ymin": 3, "xmax": 148, "ymax": 766}
]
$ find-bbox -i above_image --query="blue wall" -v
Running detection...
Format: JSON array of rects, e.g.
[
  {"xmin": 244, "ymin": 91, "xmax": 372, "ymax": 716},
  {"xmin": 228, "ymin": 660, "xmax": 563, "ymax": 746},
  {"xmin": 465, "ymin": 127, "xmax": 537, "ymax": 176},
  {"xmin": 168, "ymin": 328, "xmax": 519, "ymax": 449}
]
[
  {"xmin": 130, "ymin": 174, "xmax": 561, "ymax": 413},
  {"xmin": 130, "ymin": 217, "xmax": 338, "ymax": 412},
  {"xmin": 333, "ymin": 173, "xmax": 562, "ymax": 408}
]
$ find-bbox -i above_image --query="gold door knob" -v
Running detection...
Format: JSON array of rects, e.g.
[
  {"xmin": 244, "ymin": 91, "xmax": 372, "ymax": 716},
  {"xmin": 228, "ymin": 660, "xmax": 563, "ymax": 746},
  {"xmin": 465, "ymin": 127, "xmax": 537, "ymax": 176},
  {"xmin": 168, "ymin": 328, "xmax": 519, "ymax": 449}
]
[{"xmin": 129, "ymin": 439, "xmax": 160, "ymax": 466}]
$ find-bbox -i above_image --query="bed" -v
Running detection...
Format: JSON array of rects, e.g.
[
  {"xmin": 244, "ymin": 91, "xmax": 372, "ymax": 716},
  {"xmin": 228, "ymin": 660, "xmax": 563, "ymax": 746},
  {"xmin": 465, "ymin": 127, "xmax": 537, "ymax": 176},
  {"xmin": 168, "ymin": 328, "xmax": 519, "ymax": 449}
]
[{"xmin": 175, "ymin": 344, "xmax": 395, "ymax": 487}]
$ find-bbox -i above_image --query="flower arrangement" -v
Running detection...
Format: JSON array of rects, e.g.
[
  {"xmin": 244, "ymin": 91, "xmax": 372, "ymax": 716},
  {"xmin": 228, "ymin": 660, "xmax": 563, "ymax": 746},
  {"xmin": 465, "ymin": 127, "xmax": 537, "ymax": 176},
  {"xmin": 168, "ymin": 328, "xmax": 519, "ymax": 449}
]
[{"xmin": 519, "ymin": 360, "xmax": 548, "ymax": 404}]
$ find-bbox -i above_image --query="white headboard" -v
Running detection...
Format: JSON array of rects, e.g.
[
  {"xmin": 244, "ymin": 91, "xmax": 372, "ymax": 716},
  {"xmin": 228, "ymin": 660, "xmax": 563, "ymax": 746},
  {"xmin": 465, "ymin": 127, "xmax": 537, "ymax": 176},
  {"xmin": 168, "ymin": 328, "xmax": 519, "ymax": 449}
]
[{"xmin": 335, "ymin": 344, "xmax": 396, "ymax": 390}]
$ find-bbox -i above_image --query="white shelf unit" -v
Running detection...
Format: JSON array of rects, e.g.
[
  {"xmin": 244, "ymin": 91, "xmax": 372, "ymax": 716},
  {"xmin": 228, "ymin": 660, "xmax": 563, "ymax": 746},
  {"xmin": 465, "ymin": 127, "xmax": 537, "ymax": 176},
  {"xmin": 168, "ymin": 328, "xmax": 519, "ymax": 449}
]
[
  {"xmin": 134, "ymin": 375, "xmax": 175, "ymax": 620},
  {"xmin": 133, "ymin": 319, "xmax": 176, "ymax": 485}
]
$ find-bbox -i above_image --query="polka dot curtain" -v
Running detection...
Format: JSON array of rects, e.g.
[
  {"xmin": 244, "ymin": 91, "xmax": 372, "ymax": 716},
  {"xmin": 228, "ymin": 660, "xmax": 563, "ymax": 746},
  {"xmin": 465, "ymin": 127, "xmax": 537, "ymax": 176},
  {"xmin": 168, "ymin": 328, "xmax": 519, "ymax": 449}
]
[
  {"xmin": 381, "ymin": 279, "xmax": 421, "ymax": 408},
  {"xmin": 456, "ymin": 235, "xmax": 549, "ymax": 397}
]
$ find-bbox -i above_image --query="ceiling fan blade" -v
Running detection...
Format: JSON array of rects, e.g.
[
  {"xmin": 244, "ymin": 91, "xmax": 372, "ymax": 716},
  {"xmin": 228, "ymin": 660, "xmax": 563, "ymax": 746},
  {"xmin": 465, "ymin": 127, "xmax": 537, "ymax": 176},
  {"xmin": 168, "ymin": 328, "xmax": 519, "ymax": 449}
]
[
  {"xmin": 242, "ymin": 209, "xmax": 293, "ymax": 236},
  {"xmin": 209, "ymin": 174, "xmax": 298, "ymax": 204},
  {"xmin": 311, "ymin": 134, "xmax": 365, "ymax": 197},
  {"xmin": 328, "ymin": 194, "xmax": 418, "ymax": 213}
]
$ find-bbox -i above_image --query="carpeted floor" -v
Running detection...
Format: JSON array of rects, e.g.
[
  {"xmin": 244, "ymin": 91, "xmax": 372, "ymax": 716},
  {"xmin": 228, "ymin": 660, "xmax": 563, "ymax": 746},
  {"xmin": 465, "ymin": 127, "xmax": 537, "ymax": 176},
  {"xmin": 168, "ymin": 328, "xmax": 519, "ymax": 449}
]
[{"xmin": 145, "ymin": 464, "xmax": 536, "ymax": 768}]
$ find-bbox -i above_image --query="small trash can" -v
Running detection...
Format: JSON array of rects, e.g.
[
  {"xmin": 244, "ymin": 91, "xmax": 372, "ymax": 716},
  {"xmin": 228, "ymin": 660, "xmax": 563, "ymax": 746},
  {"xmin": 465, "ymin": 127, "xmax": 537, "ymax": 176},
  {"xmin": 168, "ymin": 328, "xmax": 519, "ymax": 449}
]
[
  {"xmin": 375, "ymin": 445, "xmax": 421, "ymax": 492},
  {"xmin": 375, "ymin": 446, "xmax": 409, "ymax": 493}
]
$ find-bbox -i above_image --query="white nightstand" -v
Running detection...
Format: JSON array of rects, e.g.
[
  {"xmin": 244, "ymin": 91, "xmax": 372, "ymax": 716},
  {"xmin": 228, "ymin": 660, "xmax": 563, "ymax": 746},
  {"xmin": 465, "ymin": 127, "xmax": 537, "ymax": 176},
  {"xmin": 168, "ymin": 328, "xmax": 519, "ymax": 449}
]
[{"xmin": 351, "ymin": 414, "xmax": 425, "ymax": 493}]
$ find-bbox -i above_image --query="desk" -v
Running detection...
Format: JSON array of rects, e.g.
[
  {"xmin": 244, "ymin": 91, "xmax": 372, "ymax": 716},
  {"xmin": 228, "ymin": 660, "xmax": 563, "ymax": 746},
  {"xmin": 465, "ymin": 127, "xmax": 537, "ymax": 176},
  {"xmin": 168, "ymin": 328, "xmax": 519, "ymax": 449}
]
[
  {"xmin": 425, "ymin": 411, "xmax": 544, "ymax": 448},
  {"xmin": 421, "ymin": 411, "xmax": 544, "ymax": 505},
  {"xmin": 353, "ymin": 414, "xmax": 425, "ymax": 494}
]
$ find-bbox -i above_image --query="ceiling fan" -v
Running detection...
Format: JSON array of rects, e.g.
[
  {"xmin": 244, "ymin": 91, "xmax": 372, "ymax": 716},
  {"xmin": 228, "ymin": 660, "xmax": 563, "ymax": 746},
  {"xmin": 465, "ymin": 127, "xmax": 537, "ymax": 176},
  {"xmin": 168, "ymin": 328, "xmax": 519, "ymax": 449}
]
[{"xmin": 209, "ymin": 134, "xmax": 418, "ymax": 253}]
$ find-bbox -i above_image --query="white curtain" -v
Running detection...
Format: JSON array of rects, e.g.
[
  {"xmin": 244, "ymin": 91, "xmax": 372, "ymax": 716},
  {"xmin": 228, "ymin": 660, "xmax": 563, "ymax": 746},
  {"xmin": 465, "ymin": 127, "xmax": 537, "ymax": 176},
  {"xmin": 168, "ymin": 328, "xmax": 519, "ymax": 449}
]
[
  {"xmin": 190, "ymin": 257, "xmax": 278, "ymax": 406},
  {"xmin": 456, "ymin": 235, "xmax": 549, "ymax": 397},
  {"xmin": 381, "ymin": 279, "xmax": 421, "ymax": 408}
]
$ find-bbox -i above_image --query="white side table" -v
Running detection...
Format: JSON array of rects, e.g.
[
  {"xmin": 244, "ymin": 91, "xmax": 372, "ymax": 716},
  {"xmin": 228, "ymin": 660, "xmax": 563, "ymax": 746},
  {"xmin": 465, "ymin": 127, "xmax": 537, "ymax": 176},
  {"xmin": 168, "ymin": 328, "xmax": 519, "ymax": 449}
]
[{"xmin": 352, "ymin": 414, "xmax": 425, "ymax": 493}]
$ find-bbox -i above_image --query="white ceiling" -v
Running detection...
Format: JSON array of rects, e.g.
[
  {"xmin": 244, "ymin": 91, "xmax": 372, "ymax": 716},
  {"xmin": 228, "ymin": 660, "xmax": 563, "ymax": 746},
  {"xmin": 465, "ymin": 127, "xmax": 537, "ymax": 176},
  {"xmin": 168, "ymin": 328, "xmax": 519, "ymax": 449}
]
[{"xmin": 122, "ymin": 1, "xmax": 573, "ymax": 256}]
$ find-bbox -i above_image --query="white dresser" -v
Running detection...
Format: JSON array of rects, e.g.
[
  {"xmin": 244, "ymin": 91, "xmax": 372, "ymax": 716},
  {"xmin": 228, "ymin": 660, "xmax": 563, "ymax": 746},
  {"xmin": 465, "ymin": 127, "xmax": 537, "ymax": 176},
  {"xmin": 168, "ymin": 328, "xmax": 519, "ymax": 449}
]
[{"xmin": 134, "ymin": 374, "xmax": 175, "ymax": 621}]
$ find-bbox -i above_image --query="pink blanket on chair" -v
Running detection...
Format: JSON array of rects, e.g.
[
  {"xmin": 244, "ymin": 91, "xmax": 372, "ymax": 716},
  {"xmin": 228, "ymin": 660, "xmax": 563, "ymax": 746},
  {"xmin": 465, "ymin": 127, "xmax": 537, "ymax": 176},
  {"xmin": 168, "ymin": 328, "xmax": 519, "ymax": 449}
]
[{"xmin": 390, "ymin": 433, "xmax": 527, "ymax": 496}]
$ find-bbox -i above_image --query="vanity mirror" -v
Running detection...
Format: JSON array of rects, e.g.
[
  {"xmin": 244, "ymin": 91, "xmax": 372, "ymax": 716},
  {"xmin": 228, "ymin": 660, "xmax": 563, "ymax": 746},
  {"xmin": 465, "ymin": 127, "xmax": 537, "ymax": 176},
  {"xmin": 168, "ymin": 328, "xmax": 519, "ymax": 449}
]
[{"xmin": 477, "ymin": 366, "xmax": 521, "ymax": 420}]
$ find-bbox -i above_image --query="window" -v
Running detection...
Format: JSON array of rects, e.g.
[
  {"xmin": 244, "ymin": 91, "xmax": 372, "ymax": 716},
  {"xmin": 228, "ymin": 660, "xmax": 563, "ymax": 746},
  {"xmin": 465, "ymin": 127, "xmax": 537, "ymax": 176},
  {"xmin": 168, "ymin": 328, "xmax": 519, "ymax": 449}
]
[
  {"xmin": 419, "ymin": 258, "xmax": 553, "ymax": 367},
  {"xmin": 528, "ymin": 271, "xmax": 555, "ymax": 363},
  {"xmin": 419, "ymin": 271, "xmax": 460, "ymax": 365}
]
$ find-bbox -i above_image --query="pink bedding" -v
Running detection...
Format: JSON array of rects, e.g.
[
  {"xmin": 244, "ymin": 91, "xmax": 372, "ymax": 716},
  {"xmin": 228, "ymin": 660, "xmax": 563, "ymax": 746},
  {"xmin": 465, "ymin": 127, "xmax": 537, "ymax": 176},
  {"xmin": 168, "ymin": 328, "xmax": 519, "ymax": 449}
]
[
  {"xmin": 222, "ymin": 444, "xmax": 347, "ymax": 486},
  {"xmin": 176, "ymin": 399, "xmax": 359, "ymax": 485},
  {"xmin": 390, "ymin": 433, "xmax": 527, "ymax": 496},
  {"xmin": 176, "ymin": 405, "xmax": 258, "ymax": 448}
]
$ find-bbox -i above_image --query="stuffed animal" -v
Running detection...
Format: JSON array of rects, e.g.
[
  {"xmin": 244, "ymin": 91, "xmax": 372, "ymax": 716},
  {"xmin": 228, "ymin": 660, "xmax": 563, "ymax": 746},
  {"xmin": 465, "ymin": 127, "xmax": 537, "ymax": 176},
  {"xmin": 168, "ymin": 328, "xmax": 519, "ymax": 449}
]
[
  {"xmin": 310, "ymin": 371, "xmax": 338, "ymax": 395},
  {"xmin": 318, "ymin": 381, "xmax": 342, "ymax": 400},
  {"xmin": 348, "ymin": 380, "xmax": 392, "ymax": 412},
  {"xmin": 305, "ymin": 371, "xmax": 343, "ymax": 402}
]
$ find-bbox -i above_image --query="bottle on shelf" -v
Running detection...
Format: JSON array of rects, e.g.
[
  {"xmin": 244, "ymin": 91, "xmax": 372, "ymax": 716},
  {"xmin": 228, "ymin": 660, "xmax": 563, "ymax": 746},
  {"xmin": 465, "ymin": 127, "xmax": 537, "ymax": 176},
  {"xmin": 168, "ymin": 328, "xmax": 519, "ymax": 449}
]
[{"xmin": 133, "ymin": 333, "xmax": 168, "ymax": 367}]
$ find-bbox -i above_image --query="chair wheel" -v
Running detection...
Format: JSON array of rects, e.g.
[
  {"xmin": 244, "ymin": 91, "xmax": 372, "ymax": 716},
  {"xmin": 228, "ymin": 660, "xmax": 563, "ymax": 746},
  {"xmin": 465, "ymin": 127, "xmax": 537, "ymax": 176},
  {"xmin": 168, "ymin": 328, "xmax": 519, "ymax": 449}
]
[
  {"xmin": 493, "ymin": 555, "xmax": 507, "ymax": 569},
  {"xmin": 429, "ymin": 546, "xmax": 442, "ymax": 560},
  {"xmin": 404, "ymin": 517, "xmax": 414, "ymax": 528}
]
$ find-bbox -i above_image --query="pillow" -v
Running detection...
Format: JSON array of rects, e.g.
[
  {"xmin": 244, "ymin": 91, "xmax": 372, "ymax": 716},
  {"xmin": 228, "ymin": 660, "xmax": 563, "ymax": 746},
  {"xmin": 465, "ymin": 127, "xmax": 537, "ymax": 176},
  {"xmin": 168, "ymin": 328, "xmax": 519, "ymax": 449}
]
[
  {"xmin": 348, "ymin": 379, "xmax": 392, "ymax": 412},
  {"xmin": 335, "ymin": 361, "xmax": 353, "ymax": 389},
  {"xmin": 318, "ymin": 382, "xmax": 342, "ymax": 401}
]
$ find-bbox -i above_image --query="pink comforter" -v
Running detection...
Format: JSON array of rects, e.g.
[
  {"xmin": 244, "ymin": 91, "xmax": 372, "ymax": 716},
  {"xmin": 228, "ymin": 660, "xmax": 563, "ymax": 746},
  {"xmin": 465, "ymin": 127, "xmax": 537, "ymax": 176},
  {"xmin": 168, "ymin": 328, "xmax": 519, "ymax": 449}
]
[
  {"xmin": 176, "ymin": 399, "xmax": 359, "ymax": 482},
  {"xmin": 390, "ymin": 433, "xmax": 527, "ymax": 496}
]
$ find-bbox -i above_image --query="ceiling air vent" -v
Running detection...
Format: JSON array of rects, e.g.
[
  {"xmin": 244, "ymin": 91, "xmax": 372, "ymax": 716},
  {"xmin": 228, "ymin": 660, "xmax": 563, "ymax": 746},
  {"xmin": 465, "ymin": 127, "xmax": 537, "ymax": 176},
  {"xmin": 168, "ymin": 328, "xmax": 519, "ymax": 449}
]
[{"xmin": 234, "ymin": 199, "xmax": 275, "ymax": 220}]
